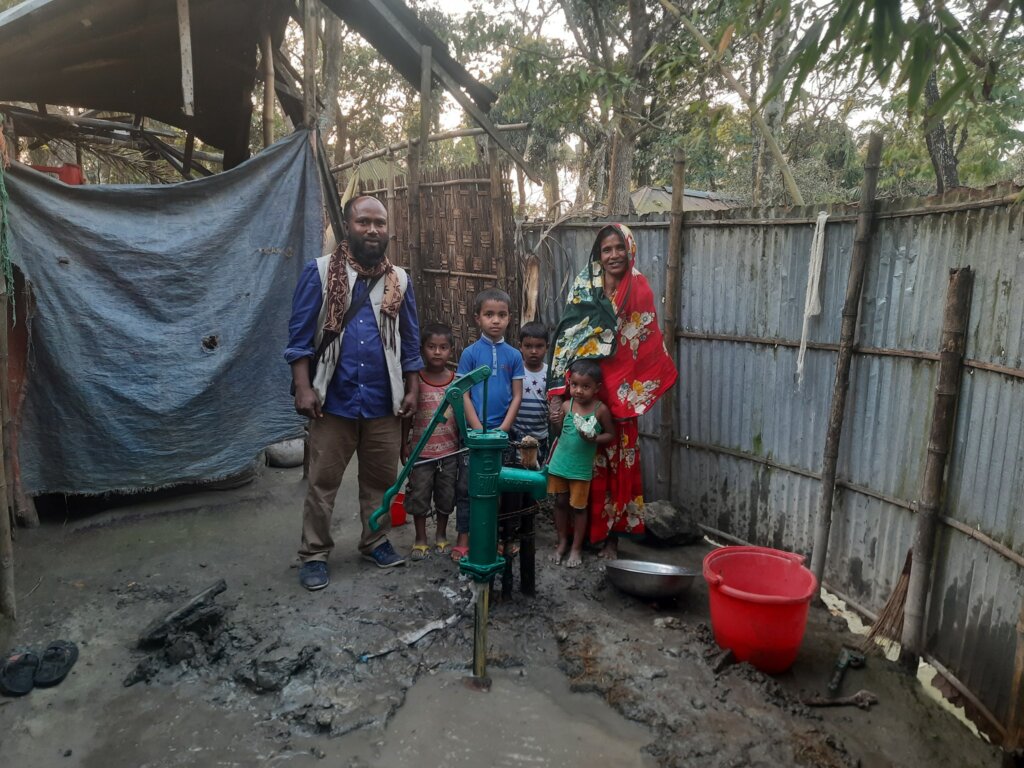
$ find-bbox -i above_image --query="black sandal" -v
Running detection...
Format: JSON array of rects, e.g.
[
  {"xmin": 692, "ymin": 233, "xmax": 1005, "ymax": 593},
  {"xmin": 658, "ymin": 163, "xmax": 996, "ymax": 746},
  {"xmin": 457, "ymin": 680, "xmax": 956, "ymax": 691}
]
[
  {"xmin": 0, "ymin": 651, "xmax": 40, "ymax": 696},
  {"xmin": 33, "ymin": 641, "xmax": 78, "ymax": 688}
]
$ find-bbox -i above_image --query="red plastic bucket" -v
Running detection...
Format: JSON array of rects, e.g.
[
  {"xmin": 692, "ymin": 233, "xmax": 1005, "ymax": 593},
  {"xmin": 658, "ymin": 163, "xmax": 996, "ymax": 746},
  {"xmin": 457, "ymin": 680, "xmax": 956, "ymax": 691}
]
[
  {"xmin": 389, "ymin": 492, "xmax": 407, "ymax": 526},
  {"xmin": 703, "ymin": 546, "xmax": 818, "ymax": 674}
]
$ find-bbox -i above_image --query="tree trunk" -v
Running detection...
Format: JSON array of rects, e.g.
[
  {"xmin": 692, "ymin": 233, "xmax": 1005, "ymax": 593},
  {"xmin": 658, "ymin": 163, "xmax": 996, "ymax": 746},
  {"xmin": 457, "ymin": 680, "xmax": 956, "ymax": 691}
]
[
  {"xmin": 321, "ymin": 12, "xmax": 344, "ymax": 148},
  {"xmin": 606, "ymin": 125, "xmax": 634, "ymax": 215},
  {"xmin": 750, "ymin": 0, "xmax": 766, "ymax": 204},
  {"xmin": 543, "ymin": 157, "xmax": 561, "ymax": 216},
  {"xmin": 604, "ymin": 0, "xmax": 651, "ymax": 215},
  {"xmin": 757, "ymin": 9, "xmax": 790, "ymax": 204},
  {"xmin": 635, "ymin": 96, "xmax": 657, "ymax": 188},
  {"xmin": 333, "ymin": 115, "xmax": 348, "ymax": 167},
  {"xmin": 516, "ymin": 165, "xmax": 526, "ymax": 218},
  {"xmin": 924, "ymin": 72, "xmax": 960, "ymax": 194}
]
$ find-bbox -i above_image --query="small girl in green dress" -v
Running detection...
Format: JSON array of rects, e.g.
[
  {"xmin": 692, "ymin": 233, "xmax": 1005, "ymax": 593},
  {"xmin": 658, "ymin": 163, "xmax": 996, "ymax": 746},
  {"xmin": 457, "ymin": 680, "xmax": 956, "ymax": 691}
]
[{"xmin": 546, "ymin": 359, "xmax": 616, "ymax": 567}]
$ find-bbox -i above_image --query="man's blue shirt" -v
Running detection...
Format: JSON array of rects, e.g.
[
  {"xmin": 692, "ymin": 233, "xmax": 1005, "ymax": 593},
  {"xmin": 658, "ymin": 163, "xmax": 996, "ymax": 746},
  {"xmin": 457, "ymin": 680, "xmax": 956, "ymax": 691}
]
[
  {"xmin": 284, "ymin": 260, "xmax": 423, "ymax": 418},
  {"xmin": 456, "ymin": 336, "xmax": 524, "ymax": 429}
]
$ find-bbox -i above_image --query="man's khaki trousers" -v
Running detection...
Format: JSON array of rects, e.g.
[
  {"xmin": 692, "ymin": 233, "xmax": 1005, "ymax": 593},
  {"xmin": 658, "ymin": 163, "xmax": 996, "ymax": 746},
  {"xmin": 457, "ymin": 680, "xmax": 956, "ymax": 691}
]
[{"xmin": 299, "ymin": 413, "xmax": 399, "ymax": 562}]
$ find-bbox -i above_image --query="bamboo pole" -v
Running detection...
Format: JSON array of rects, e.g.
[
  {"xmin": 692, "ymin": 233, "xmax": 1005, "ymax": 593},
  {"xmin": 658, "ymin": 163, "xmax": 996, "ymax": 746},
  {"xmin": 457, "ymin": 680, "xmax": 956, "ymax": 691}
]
[
  {"xmin": 899, "ymin": 267, "xmax": 974, "ymax": 671},
  {"xmin": 176, "ymin": 0, "xmax": 195, "ymax": 116},
  {"xmin": 261, "ymin": 21, "xmax": 276, "ymax": 148},
  {"xmin": 406, "ymin": 144, "xmax": 420, "ymax": 296},
  {"xmin": 405, "ymin": 46, "xmax": 431, "ymax": 299},
  {"xmin": 809, "ymin": 132, "xmax": 883, "ymax": 590},
  {"xmin": 385, "ymin": 151, "xmax": 397, "ymax": 255},
  {"xmin": 330, "ymin": 124, "xmax": 529, "ymax": 174},
  {"xmin": 0, "ymin": 288, "xmax": 14, "ymax": 621},
  {"xmin": 302, "ymin": 0, "xmax": 318, "ymax": 128},
  {"xmin": 419, "ymin": 45, "xmax": 431, "ymax": 166},
  {"xmin": 488, "ymin": 141, "xmax": 506, "ymax": 293},
  {"xmin": 656, "ymin": 148, "xmax": 685, "ymax": 502}
]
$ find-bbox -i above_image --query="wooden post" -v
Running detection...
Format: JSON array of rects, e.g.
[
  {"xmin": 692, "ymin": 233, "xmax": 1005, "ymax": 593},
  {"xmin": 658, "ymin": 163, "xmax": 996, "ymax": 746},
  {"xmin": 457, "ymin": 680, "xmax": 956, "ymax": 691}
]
[
  {"xmin": 176, "ymin": 0, "xmax": 195, "ymax": 116},
  {"xmin": 419, "ymin": 45, "xmax": 431, "ymax": 166},
  {"xmin": 488, "ymin": 140, "xmax": 506, "ymax": 296},
  {"xmin": 899, "ymin": 267, "xmax": 974, "ymax": 670},
  {"xmin": 405, "ymin": 46, "xmax": 430, "ymax": 298},
  {"xmin": 1003, "ymin": 598, "xmax": 1024, "ymax": 766},
  {"xmin": 0, "ymin": 288, "xmax": 14, "ymax": 621},
  {"xmin": 406, "ymin": 149, "xmax": 421, "ymax": 296},
  {"xmin": 656, "ymin": 148, "xmax": 685, "ymax": 502},
  {"xmin": 809, "ymin": 132, "xmax": 883, "ymax": 590},
  {"xmin": 385, "ymin": 151, "xmax": 397, "ymax": 255},
  {"xmin": 260, "ymin": 21, "xmax": 276, "ymax": 148},
  {"xmin": 302, "ymin": 0, "xmax": 318, "ymax": 128}
]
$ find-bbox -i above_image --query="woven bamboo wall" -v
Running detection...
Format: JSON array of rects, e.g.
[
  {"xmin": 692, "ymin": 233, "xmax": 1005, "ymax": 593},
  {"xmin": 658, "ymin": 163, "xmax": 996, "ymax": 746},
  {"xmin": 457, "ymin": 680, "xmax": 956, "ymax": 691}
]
[{"xmin": 360, "ymin": 162, "xmax": 517, "ymax": 359}]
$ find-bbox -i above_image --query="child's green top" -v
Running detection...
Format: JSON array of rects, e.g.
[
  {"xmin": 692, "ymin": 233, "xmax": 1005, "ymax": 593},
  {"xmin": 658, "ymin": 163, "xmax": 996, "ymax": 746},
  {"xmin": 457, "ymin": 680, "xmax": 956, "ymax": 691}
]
[{"xmin": 547, "ymin": 399, "xmax": 602, "ymax": 481}]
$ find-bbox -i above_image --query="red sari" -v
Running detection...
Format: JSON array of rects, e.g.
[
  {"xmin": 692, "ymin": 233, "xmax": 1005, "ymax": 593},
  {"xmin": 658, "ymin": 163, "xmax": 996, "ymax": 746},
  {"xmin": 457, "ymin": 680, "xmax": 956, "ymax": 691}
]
[{"xmin": 547, "ymin": 223, "xmax": 678, "ymax": 542}]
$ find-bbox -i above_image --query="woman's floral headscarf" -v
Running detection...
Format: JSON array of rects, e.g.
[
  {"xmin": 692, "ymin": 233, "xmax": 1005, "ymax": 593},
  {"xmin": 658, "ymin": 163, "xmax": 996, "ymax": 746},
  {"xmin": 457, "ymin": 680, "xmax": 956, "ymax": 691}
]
[{"xmin": 547, "ymin": 223, "xmax": 678, "ymax": 418}]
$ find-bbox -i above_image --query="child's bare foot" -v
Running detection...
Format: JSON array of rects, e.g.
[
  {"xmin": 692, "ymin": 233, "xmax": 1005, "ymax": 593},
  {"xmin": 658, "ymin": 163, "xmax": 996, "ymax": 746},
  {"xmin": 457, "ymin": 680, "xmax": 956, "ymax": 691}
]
[
  {"xmin": 598, "ymin": 539, "xmax": 618, "ymax": 560},
  {"xmin": 550, "ymin": 541, "xmax": 569, "ymax": 564},
  {"xmin": 565, "ymin": 549, "xmax": 583, "ymax": 568}
]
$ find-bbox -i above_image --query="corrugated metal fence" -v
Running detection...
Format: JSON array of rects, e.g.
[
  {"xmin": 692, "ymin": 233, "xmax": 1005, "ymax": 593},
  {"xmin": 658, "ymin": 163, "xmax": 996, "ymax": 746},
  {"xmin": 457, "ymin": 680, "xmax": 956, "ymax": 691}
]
[{"xmin": 520, "ymin": 189, "xmax": 1023, "ymax": 733}]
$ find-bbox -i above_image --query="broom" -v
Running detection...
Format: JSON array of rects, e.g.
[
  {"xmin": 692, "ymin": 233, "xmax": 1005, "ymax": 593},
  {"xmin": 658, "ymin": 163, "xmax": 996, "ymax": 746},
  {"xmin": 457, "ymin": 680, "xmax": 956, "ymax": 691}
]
[{"xmin": 860, "ymin": 549, "xmax": 912, "ymax": 652}]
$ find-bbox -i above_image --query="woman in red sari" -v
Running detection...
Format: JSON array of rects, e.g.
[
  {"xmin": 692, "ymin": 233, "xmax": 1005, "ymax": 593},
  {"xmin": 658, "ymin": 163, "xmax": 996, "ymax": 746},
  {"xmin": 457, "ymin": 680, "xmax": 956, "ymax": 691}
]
[{"xmin": 547, "ymin": 223, "xmax": 678, "ymax": 558}]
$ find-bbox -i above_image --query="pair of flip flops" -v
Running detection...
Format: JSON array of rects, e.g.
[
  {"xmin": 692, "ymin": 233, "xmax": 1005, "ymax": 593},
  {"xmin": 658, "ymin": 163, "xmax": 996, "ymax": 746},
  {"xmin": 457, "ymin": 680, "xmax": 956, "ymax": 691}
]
[
  {"xmin": 411, "ymin": 540, "xmax": 454, "ymax": 561},
  {"xmin": 0, "ymin": 641, "xmax": 79, "ymax": 697}
]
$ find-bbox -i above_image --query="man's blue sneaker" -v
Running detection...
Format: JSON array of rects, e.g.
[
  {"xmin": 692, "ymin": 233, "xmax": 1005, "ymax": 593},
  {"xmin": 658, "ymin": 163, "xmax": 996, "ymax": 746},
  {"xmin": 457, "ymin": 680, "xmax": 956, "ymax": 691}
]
[
  {"xmin": 362, "ymin": 540, "xmax": 406, "ymax": 568},
  {"xmin": 299, "ymin": 560, "xmax": 329, "ymax": 590}
]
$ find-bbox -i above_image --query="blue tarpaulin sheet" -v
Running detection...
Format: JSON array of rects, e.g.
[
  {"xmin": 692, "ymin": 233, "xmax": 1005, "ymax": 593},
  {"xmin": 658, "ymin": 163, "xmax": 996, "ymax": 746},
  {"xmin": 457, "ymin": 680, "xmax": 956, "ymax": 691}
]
[{"xmin": 5, "ymin": 130, "xmax": 319, "ymax": 495}]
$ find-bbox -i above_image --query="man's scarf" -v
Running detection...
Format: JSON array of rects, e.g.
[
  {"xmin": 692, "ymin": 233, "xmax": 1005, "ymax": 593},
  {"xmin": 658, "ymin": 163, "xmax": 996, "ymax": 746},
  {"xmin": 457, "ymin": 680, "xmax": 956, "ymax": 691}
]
[{"xmin": 320, "ymin": 240, "xmax": 402, "ymax": 353}]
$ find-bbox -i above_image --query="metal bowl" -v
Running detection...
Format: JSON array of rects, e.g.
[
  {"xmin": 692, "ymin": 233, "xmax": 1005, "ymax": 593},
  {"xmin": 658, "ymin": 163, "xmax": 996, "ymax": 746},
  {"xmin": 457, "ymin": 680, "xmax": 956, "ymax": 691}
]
[{"xmin": 605, "ymin": 559, "xmax": 699, "ymax": 600}]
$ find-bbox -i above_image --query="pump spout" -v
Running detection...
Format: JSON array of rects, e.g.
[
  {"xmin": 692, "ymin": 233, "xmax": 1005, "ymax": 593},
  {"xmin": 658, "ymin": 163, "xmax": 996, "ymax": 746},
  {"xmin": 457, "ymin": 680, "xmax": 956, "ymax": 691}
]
[{"xmin": 497, "ymin": 466, "xmax": 548, "ymax": 500}]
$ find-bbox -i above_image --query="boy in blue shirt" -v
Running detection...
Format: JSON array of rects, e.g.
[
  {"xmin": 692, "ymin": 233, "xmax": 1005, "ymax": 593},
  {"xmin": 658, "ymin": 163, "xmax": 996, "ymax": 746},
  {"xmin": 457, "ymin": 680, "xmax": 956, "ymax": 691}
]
[{"xmin": 451, "ymin": 289, "xmax": 524, "ymax": 559}]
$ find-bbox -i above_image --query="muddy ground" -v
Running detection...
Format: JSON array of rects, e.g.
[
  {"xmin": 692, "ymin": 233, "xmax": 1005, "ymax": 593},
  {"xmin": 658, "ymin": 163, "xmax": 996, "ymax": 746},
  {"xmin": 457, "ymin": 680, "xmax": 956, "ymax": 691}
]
[{"xmin": 0, "ymin": 463, "xmax": 1002, "ymax": 767}]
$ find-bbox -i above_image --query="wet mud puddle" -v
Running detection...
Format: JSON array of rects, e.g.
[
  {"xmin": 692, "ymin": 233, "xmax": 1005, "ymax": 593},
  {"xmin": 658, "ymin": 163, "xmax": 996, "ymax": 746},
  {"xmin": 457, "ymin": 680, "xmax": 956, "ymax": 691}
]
[{"xmin": 345, "ymin": 664, "xmax": 658, "ymax": 767}]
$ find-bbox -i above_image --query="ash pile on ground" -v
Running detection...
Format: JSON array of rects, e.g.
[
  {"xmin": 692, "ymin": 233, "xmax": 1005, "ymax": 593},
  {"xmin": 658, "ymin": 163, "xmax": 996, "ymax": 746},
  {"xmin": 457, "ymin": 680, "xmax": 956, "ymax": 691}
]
[{"xmin": 120, "ymin": 571, "xmax": 489, "ymax": 740}]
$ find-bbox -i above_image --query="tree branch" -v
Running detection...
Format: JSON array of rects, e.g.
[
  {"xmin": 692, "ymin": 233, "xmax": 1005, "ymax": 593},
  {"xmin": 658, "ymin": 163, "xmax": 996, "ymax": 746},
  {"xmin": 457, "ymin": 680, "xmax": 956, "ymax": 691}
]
[
  {"xmin": 585, "ymin": 0, "xmax": 616, "ymax": 70},
  {"xmin": 658, "ymin": 0, "xmax": 805, "ymax": 205}
]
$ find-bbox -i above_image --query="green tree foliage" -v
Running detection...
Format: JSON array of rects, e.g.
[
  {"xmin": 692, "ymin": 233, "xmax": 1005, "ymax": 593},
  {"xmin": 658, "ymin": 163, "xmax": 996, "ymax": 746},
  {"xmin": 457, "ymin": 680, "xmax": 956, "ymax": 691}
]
[{"xmin": 770, "ymin": 0, "xmax": 1024, "ymax": 117}]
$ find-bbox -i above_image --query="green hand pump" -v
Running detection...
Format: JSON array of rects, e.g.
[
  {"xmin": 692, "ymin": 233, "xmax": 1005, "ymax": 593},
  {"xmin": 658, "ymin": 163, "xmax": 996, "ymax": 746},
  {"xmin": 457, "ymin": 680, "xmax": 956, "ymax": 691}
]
[{"xmin": 368, "ymin": 366, "xmax": 547, "ymax": 688}]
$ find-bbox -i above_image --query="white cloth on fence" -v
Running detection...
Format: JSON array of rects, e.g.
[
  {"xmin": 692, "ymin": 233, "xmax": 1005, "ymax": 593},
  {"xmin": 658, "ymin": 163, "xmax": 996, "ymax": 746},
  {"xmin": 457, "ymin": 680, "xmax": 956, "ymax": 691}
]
[{"xmin": 797, "ymin": 211, "xmax": 829, "ymax": 387}]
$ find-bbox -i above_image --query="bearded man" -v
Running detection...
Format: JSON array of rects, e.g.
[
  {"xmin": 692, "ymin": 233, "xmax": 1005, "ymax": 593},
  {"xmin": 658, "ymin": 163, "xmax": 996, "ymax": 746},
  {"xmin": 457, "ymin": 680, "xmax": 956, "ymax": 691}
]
[{"xmin": 285, "ymin": 195, "xmax": 421, "ymax": 590}]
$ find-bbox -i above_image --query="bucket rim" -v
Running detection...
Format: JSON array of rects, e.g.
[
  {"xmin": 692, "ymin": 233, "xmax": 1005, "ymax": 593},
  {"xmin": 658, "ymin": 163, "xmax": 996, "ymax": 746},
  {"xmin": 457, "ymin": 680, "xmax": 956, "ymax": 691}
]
[{"xmin": 702, "ymin": 545, "xmax": 818, "ymax": 604}]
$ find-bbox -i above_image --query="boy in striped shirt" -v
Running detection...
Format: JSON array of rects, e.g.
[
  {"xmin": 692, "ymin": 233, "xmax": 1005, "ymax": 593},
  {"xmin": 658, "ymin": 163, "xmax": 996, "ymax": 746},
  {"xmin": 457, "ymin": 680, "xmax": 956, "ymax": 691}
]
[{"xmin": 512, "ymin": 322, "xmax": 550, "ymax": 465}]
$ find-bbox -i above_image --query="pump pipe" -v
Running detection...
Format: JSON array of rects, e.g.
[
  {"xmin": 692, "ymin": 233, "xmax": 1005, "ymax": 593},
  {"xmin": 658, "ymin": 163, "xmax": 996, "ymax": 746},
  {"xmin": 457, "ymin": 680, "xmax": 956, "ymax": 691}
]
[{"xmin": 367, "ymin": 366, "xmax": 548, "ymax": 690}]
